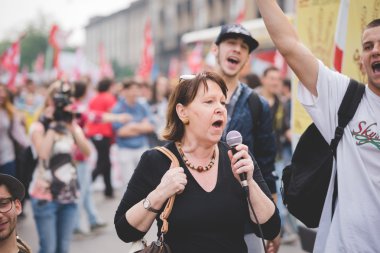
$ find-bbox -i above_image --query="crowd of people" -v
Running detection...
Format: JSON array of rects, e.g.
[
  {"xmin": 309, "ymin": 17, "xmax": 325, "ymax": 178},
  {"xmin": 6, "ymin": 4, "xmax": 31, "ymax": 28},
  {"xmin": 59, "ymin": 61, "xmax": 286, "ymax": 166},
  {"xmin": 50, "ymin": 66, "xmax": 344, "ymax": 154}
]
[
  {"xmin": 1, "ymin": 58, "xmax": 293, "ymax": 253},
  {"xmin": 1, "ymin": 1, "xmax": 379, "ymax": 252},
  {"xmin": 0, "ymin": 31, "xmax": 295, "ymax": 253}
]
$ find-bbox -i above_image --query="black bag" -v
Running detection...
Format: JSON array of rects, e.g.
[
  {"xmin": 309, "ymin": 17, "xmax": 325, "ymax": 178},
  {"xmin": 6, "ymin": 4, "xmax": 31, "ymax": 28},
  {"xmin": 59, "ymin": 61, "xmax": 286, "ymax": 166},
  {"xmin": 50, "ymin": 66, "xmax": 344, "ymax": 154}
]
[
  {"xmin": 18, "ymin": 146, "xmax": 38, "ymax": 199},
  {"xmin": 281, "ymin": 79, "xmax": 365, "ymax": 228}
]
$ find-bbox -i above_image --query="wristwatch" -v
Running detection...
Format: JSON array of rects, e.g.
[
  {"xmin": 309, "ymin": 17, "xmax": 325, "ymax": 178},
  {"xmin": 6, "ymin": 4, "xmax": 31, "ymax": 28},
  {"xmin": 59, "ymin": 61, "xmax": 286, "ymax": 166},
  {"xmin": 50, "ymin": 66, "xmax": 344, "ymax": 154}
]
[{"xmin": 143, "ymin": 198, "xmax": 160, "ymax": 213}]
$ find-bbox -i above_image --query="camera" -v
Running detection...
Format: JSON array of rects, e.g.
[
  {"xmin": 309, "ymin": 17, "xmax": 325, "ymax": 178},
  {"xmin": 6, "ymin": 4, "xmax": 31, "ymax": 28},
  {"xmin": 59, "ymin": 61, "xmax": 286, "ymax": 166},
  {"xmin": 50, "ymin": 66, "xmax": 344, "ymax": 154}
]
[{"xmin": 53, "ymin": 81, "xmax": 74, "ymax": 123}]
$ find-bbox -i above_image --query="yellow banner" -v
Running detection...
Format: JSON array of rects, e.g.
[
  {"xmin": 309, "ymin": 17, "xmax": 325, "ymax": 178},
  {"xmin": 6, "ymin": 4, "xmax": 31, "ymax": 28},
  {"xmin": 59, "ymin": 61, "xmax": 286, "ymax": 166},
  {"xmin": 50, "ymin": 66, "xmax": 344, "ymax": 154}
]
[
  {"xmin": 293, "ymin": 0, "xmax": 340, "ymax": 135},
  {"xmin": 343, "ymin": 0, "xmax": 380, "ymax": 83}
]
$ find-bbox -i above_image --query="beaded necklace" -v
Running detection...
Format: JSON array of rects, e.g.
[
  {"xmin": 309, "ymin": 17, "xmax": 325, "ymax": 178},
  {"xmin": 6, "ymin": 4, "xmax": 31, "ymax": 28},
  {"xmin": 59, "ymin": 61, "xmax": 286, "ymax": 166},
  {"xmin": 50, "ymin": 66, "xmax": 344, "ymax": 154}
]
[{"xmin": 176, "ymin": 142, "xmax": 216, "ymax": 173}]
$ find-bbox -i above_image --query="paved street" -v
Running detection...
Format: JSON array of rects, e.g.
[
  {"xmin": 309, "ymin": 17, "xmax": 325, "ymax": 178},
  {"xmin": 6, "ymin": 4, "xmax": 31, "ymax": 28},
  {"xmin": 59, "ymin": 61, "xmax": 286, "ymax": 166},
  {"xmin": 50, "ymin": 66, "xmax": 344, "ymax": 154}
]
[{"xmin": 17, "ymin": 189, "xmax": 306, "ymax": 253}]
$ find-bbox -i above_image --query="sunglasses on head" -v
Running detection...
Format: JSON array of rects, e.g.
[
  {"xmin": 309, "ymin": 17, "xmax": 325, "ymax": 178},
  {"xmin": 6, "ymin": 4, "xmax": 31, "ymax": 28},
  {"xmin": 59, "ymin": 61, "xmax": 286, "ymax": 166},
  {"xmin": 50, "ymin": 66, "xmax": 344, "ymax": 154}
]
[{"xmin": 179, "ymin": 74, "xmax": 196, "ymax": 81}]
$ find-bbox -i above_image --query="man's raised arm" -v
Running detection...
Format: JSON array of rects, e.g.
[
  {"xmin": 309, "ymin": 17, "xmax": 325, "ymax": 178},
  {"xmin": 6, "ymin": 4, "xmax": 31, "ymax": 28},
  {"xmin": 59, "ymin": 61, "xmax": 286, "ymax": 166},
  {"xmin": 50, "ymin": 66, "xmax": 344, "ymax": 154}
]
[{"xmin": 256, "ymin": 0, "xmax": 319, "ymax": 96}]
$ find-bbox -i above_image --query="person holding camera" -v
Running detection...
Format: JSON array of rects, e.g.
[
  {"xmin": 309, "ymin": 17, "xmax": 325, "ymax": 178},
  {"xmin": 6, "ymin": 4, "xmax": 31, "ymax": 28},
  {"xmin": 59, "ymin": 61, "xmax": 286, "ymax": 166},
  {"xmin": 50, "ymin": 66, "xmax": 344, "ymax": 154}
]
[{"xmin": 28, "ymin": 81, "xmax": 91, "ymax": 253}]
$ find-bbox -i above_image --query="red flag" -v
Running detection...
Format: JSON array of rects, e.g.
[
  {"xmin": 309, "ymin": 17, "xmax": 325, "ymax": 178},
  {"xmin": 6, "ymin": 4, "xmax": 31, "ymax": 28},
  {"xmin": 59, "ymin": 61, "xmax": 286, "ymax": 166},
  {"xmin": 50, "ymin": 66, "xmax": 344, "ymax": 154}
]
[
  {"xmin": 234, "ymin": 0, "xmax": 246, "ymax": 24},
  {"xmin": 49, "ymin": 25, "xmax": 60, "ymax": 72},
  {"xmin": 49, "ymin": 24, "xmax": 71, "ymax": 78},
  {"xmin": 137, "ymin": 19, "xmax": 154, "ymax": 80},
  {"xmin": 333, "ymin": 0, "xmax": 350, "ymax": 73},
  {"xmin": 0, "ymin": 38, "xmax": 21, "ymax": 88},
  {"xmin": 98, "ymin": 43, "xmax": 114, "ymax": 78},
  {"xmin": 187, "ymin": 42, "xmax": 203, "ymax": 73}
]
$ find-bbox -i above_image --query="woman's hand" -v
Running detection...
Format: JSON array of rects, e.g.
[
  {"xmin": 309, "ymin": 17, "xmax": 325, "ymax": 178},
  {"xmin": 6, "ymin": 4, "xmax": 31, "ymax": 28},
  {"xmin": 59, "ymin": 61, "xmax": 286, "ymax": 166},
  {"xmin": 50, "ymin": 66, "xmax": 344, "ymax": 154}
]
[
  {"xmin": 43, "ymin": 105, "xmax": 55, "ymax": 119},
  {"xmin": 155, "ymin": 167, "xmax": 187, "ymax": 200},
  {"xmin": 228, "ymin": 144, "xmax": 254, "ymax": 183}
]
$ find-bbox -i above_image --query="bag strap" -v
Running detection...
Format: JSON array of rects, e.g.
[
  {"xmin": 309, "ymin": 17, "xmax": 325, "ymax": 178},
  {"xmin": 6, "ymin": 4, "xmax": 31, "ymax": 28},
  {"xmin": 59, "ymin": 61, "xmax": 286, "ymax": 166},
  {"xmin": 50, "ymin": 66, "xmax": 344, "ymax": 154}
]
[
  {"xmin": 154, "ymin": 146, "xmax": 179, "ymax": 235},
  {"xmin": 330, "ymin": 79, "xmax": 365, "ymax": 216},
  {"xmin": 330, "ymin": 79, "xmax": 365, "ymax": 153}
]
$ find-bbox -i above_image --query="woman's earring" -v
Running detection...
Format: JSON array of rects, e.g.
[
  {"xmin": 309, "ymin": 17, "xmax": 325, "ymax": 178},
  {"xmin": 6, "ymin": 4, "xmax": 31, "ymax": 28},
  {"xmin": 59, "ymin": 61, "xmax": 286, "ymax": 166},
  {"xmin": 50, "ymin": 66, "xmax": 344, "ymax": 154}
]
[{"xmin": 182, "ymin": 118, "xmax": 189, "ymax": 125}]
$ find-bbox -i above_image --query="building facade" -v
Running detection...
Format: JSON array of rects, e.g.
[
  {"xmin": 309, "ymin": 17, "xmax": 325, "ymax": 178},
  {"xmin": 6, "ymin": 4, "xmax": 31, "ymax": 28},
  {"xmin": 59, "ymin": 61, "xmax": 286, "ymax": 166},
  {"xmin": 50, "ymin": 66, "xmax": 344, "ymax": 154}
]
[{"xmin": 84, "ymin": 0, "xmax": 295, "ymax": 79}]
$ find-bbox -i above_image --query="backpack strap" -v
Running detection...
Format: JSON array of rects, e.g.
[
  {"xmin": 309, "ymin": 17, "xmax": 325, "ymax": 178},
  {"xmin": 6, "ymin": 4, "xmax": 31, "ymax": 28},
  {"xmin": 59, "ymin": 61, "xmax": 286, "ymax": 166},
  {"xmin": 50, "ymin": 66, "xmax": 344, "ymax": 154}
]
[
  {"xmin": 330, "ymin": 79, "xmax": 365, "ymax": 153},
  {"xmin": 330, "ymin": 79, "xmax": 365, "ymax": 217},
  {"xmin": 248, "ymin": 91, "xmax": 263, "ymax": 139}
]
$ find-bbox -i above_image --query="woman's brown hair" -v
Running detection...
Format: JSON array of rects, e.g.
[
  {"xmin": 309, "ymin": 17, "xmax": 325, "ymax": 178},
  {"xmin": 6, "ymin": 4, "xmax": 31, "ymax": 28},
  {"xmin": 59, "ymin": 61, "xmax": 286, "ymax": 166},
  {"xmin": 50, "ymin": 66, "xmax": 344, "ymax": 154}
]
[
  {"xmin": 0, "ymin": 83, "xmax": 16, "ymax": 120},
  {"xmin": 162, "ymin": 71, "xmax": 227, "ymax": 141}
]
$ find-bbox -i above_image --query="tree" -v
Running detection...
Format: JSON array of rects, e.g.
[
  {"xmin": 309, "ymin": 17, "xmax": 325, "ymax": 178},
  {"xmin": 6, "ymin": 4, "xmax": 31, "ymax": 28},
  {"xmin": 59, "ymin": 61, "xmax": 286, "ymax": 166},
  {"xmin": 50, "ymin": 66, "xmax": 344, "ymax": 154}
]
[
  {"xmin": 0, "ymin": 41, "xmax": 11, "ymax": 56},
  {"xmin": 20, "ymin": 26, "xmax": 48, "ymax": 71},
  {"xmin": 1, "ymin": 12, "xmax": 52, "ymax": 71},
  {"xmin": 112, "ymin": 59, "xmax": 134, "ymax": 80}
]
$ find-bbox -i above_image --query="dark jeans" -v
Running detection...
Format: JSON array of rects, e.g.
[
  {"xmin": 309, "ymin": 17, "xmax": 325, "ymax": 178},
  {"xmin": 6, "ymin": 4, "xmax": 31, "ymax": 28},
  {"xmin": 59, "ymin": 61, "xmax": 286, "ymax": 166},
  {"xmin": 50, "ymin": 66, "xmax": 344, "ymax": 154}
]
[{"xmin": 91, "ymin": 136, "xmax": 113, "ymax": 197}]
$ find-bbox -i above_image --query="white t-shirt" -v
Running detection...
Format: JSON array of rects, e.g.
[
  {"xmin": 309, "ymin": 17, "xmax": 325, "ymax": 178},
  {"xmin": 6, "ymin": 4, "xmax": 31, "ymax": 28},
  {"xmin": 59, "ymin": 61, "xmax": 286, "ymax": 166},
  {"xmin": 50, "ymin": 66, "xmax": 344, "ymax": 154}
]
[{"xmin": 298, "ymin": 61, "xmax": 380, "ymax": 253}]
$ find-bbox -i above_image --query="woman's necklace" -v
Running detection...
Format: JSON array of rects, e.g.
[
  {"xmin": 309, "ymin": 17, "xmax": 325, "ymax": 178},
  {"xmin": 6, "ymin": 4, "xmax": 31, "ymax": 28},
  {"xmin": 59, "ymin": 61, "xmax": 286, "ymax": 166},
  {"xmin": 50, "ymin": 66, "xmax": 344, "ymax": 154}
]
[{"xmin": 176, "ymin": 142, "xmax": 216, "ymax": 173}]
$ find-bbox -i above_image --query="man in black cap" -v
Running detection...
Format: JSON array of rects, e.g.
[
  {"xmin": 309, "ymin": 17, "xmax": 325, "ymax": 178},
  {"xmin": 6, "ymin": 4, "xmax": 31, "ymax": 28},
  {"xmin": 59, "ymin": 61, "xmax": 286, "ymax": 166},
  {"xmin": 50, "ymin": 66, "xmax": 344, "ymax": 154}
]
[
  {"xmin": 0, "ymin": 173, "xmax": 31, "ymax": 253},
  {"xmin": 212, "ymin": 24, "xmax": 279, "ymax": 253}
]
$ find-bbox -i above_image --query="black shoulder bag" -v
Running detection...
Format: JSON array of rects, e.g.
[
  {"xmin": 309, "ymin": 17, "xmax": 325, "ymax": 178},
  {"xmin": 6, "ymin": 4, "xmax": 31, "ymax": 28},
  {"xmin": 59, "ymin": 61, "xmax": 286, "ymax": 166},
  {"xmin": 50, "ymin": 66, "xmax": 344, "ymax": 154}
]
[{"xmin": 281, "ymin": 79, "xmax": 365, "ymax": 228}]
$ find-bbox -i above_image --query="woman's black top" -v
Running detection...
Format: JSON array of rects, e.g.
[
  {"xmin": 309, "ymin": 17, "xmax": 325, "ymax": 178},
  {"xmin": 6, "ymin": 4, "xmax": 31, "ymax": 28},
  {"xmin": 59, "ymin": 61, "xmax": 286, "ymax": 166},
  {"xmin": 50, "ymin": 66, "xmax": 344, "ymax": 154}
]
[{"xmin": 114, "ymin": 141, "xmax": 280, "ymax": 253}]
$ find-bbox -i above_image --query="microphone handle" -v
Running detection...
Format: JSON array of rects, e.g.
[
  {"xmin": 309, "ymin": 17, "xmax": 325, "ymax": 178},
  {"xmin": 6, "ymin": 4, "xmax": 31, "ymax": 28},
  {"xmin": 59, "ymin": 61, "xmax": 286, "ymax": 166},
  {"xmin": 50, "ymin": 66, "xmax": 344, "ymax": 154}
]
[{"xmin": 230, "ymin": 146, "xmax": 248, "ymax": 187}]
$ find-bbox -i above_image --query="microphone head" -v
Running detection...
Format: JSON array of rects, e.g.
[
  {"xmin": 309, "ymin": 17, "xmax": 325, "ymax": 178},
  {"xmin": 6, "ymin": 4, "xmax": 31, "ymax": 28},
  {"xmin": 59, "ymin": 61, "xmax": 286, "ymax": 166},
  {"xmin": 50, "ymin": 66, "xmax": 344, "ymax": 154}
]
[{"xmin": 226, "ymin": 130, "xmax": 243, "ymax": 147}]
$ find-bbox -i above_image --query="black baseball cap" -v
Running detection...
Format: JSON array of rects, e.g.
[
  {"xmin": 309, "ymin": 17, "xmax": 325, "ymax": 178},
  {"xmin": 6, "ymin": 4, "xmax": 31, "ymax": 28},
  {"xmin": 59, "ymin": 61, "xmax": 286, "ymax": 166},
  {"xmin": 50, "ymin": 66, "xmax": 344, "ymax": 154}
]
[
  {"xmin": 0, "ymin": 174, "xmax": 25, "ymax": 201},
  {"xmin": 215, "ymin": 24, "xmax": 259, "ymax": 53}
]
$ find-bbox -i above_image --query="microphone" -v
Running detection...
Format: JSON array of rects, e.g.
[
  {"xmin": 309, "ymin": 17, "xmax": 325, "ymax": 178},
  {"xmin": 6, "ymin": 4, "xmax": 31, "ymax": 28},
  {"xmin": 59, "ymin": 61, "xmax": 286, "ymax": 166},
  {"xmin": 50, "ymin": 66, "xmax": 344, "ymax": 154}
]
[{"xmin": 226, "ymin": 130, "xmax": 248, "ymax": 190}]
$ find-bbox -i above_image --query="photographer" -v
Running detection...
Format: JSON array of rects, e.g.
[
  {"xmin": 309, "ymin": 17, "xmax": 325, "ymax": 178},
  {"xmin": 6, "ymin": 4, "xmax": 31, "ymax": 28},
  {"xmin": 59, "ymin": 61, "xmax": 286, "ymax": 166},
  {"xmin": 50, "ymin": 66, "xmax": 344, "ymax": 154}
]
[{"xmin": 28, "ymin": 80, "xmax": 91, "ymax": 253}]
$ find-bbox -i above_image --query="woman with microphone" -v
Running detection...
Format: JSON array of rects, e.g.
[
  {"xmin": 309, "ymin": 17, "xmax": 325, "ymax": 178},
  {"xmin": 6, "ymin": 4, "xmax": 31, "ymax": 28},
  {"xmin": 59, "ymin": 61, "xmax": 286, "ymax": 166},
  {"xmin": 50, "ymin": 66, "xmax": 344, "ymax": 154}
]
[{"xmin": 114, "ymin": 71, "xmax": 280, "ymax": 253}]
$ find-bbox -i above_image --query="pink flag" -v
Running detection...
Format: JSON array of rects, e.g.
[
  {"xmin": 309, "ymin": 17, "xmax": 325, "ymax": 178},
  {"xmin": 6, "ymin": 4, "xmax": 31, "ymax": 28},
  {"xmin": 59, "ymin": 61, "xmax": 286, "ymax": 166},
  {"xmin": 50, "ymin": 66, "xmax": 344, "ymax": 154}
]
[
  {"xmin": 187, "ymin": 42, "xmax": 203, "ymax": 73},
  {"xmin": 34, "ymin": 53, "xmax": 45, "ymax": 74},
  {"xmin": 98, "ymin": 43, "xmax": 114, "ymax": 79},
  {"xmin": 274, "ymin": 50, "xmax": 288, "ymax": 77},
  {"xmin": 21, "ymin": 65, "xmax": 29, "ymax": 84},
  {"xmin": 137, "ymin": 19, "xmax": 154, "ymax": 80},
  {"xmin": 49, "ymin": 24, "xmax": 61, "ymax": 76},
  {"xmin": 234, "ymin": 0, "xmax": 246, "ymax": 24},
  {"xmin": 168, "ymin": 57, "xmax": 180, "ymax": 80},
  {"xmin": 48, "ymin": 24, "xmax": 71, "ymax": 79},
  {"xmin": 0, "ymin": 38, "xmax": 21, "ymax": 88},
  {"xmin": 333, "ymin": 0, "xmax": 350, "ymax": 73}
]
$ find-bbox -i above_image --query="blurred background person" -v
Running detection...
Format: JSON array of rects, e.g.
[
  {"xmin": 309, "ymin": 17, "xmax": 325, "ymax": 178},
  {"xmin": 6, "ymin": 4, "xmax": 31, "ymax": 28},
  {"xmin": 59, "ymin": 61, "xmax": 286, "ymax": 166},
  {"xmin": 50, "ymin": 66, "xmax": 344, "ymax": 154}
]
[
  {"xmin": 0, "ymin": 83, "xmax": 30, "ymax": 177},
  {"xmin": 111, "ymin": 79, "xmax": 154, "ymax": 189},
  {"xmin": 72, "ymin": 80, "xmax": 106, "ymax": 235},
  {"xmin": 28, "ymin": 81, "xmax": 91, "ymax": 253},
  {"xmin": 241, "ymin": 73, "xmax": 262, "ymax": 90},
  {"xmin": 258, "ymin": 67, "xmax": 288, "ymax": 158},
  {"xmin": 258, "ymin": 66, "xmax": 297, "ymax": 246},
  {"xmin": 280, "ymin": 78, "xmax": 292, "ymax": 167},
  {"xmin": 148, "ymin": 75, "xmax": 171, "ymax": 147},
  {"xmin": 138, "ymin": 80, "xmax": 153, "ymax": 104},
  {"xmin": 72, "ymin": 80, "xmax": 131, "ymax": 234},
  {"xmin": 14, "ymin": 78, "xmax": 44, "ymax": 133},
  {"xmin": 86, "ymin": 78, "xmax": 117, "ymax": 199}
]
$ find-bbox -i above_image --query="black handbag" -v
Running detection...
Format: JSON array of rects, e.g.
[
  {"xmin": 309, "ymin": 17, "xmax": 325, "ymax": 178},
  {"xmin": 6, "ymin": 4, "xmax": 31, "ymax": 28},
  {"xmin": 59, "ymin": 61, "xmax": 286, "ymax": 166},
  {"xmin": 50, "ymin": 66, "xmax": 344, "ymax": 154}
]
[{"xmin": 134, "ymin": 146, "xmax": 178, "ymax": 253}]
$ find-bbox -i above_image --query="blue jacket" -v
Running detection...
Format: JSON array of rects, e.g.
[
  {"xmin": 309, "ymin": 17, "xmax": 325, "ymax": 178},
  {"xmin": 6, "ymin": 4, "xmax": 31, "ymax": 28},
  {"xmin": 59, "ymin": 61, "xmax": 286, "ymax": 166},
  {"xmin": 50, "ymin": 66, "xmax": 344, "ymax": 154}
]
[{"xmin": 224, "ymin": 83, "xmax": 277, "ymax": 193}]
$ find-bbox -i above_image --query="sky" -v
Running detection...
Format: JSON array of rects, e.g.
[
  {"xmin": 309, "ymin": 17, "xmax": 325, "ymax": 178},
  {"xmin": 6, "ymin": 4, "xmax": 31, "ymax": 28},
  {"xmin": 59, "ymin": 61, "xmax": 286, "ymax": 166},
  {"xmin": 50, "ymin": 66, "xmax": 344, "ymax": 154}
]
[{"xmin": 1, "ymin": 0, "xmax": 136, "ymax": 46}]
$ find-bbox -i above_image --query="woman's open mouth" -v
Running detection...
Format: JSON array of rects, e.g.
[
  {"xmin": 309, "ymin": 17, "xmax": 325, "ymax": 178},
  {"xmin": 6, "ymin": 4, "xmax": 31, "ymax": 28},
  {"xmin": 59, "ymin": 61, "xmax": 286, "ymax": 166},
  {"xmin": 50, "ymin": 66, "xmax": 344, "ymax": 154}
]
[{"xmin": 212, "ymin": 120, "xmax": 224, "ymax": 129}]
